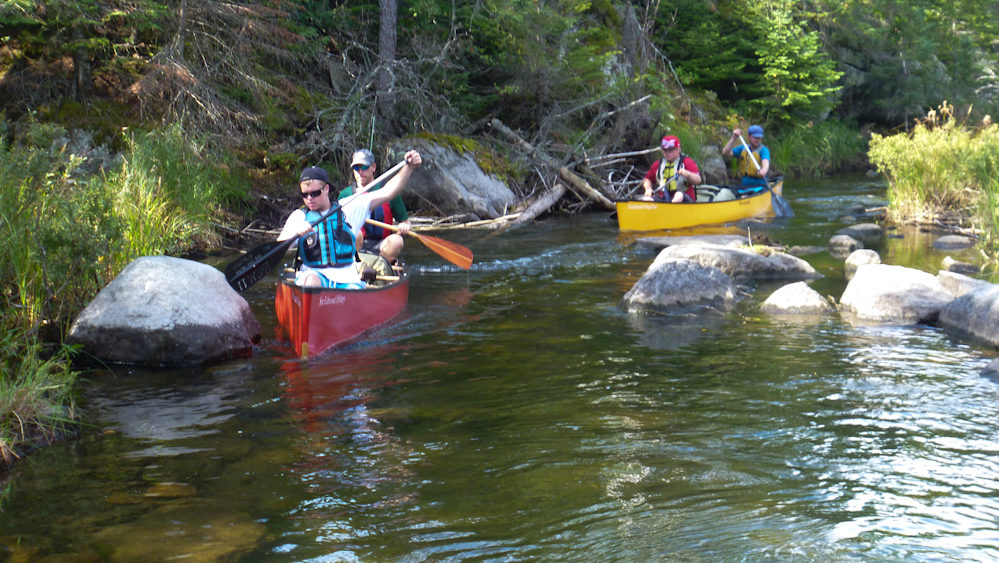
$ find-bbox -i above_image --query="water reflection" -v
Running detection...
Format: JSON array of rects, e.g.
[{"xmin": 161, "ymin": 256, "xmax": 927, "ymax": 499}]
[
  {"xmin": 626, "ymin": 312, "xmax": 730, "ymax": 351},
  {"xmin": 88, "ymin": 364, "xmax": 250, "ymax": 457},
  {"xmin": 6, "ymin": 177, "xmax": 999, "ymax": 560}
]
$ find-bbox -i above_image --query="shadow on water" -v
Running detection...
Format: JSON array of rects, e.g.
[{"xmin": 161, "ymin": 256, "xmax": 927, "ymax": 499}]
[{"xmin": 3, "ymin": 175, "xmax": 999, "ymax": 561}]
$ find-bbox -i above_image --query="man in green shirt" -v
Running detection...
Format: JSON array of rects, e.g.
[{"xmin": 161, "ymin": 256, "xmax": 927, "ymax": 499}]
[{"xmin": 338, "ymin": 148, "xmax": 411, "ymax": 264}]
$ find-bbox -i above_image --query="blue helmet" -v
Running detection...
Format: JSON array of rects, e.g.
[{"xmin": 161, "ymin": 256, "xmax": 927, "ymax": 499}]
[{"xmin": 747, "ymin": 125, "xmax": 764, "ymax": 138}]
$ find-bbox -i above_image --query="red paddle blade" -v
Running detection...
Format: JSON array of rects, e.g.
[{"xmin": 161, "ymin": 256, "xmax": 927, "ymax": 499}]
[{"xmin": 413, "ymin": 233, "xmax": 474, "ymax": 269}]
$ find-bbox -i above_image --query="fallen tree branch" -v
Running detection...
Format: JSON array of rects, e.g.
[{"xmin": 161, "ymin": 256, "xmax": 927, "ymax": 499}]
[
  {"xmin": 513, "ymin": 183, "xmax": 567, "ymax": 225},
  {"xmin": 416, "ymin": 213, "xmax": 522, "ymax": 230},
  {"xmin": 558, "ymin": 167, "xmax": 615, "ymax": 210},
  {"xmin": 585, "ymin": 146, "xmax": 659, "ymax": 166}
]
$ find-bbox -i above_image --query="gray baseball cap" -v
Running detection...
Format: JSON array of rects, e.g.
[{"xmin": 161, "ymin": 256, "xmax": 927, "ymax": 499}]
[{"xmin": 351, "ymin": 149, "xmax": 375, "ymax": 167}]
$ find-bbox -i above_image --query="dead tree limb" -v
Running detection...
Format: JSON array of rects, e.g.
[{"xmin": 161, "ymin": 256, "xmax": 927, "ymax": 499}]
[
  {"xmin": 575, "ymin": 163, "xmax": 617, "ymax": 202},
  {"xmin": 488, "ymin": 118, "xmax": 557, "ymax": 166},
  {"xmin": 513, "ymin": 183, "xmax": 568, "ymax": 225},
  {"xmin": 585, "ymin": 146, "xmax": 659, "ymax": 166},
  {"xmin": 558, "ymin": 167, "xmax": 615, "ymax": 210}
]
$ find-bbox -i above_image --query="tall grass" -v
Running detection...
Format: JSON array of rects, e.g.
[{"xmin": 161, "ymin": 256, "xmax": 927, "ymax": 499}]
[
  {"xmin": 969, "ymin": 137, "xmax": 999, "ymax": 260},
  {"xmin": 769, "ymin": 119, "xmax": 868, "ymax": 177},
  {"xmin": 868, "ymin": 103, "xmax": 999, "ymax": 232},
  {"xmin": 0, "ymin": 119, "xmax": 252, "ymax": 469},
  {"xmin": 0, "ymin": 321, "xmax": 77, "ymax": 468}
]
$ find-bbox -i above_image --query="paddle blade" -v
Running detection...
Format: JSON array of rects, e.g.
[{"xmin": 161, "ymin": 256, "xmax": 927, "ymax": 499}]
[
  {"xmin": 772, "ymin": 193, "xmax": 794, "ymax": 218},
  {"xmin": 412, "ymin": 232, "xmax": 474, "ymax": 269},
  {"xmin": 224, "ymin": 239, "xmax": 293, "ymax": 292}
]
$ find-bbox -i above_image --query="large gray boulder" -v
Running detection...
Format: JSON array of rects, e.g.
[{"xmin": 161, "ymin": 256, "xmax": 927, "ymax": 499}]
[
  {"xmin": 386, "ymin": 138, "xmax": 518, "ymax": 220},
  {"xmin": 623, "ymin": 258, "xmax": 738, "ymax": 315},
  {"xmin": 839, "ymin": 264, "xmax": 953, "ymax": 324},
  {"xmin": 939, "ymin": 284, "xmax": 999, "ymax": 347},
  {"xmin": 937, "ymin": 270, "xmax": 989, "ymax": 298},
  {"xmin": 67, "ymin": 256, "xmax": 260, "ymax": 367},
  {"xmin": 654, "ymin": 242, "xmax": 821, "ymax": 282}
]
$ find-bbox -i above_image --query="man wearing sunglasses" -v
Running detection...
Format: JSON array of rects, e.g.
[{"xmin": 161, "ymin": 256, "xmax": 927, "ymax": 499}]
[
  {"xmin": 277, "ymin": 150, "xmax": 422, "ymax": 288},
  {"xmin": 337, "ymin": 148, "xmax": 411, "ymax": 265}
]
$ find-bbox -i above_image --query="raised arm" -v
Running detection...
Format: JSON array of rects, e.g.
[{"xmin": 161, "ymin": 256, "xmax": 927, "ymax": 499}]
[
  {"xmin": 722, "ymin": 129, "xmax": 741, "ymax": 158},
  {"xmin": 369, "ymin": 150, "xmax": 422, "ymax": 210}
]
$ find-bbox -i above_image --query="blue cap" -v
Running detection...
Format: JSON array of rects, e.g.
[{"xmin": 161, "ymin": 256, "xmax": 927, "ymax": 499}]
[{"xmin": 748, "ymin": 125, "xmax": 764, "ymax": 138}]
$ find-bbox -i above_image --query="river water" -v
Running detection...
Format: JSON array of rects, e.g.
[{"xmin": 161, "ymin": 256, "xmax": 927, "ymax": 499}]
[{"xmin": 3, "ymin": 176, "xmax": 999, "ymax": 561}]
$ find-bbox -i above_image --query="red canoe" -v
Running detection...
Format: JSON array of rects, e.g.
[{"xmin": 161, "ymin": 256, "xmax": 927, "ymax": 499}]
[{"xmin": 274, "ymin": 261, "xmax": 409, "ymax": 359}]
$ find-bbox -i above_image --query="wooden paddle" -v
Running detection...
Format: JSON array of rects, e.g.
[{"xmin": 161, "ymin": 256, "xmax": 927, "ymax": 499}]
[
  {"xmin": 224, "ymin": 160, "xmax": 407, "ymax": 292},
  {"xmin": 365, "ymin": 219, "xmax": 474, "ymax": 269},
  {"xmin": 738, "ymin": 133, "xmax": 793, "ymax": 218}
]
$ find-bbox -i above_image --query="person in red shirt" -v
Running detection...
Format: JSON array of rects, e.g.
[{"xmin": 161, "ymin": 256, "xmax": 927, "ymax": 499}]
[{"xmin": 641, "ymin": 135, "xmax": 702, "ymax": 203}]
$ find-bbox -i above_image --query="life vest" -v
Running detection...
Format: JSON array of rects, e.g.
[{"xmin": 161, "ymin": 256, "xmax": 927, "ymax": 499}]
[
  {"xmin": 737, "ymin": 146, "xmax": 764, "ymax": 178},
  {"xmin": 655, "ymin": 155, "xmax": 688, "ymax": 199},
  {"xmin": 298, "ymin": 207, "xmax": 356, "ymax": 268},
  {"xmin": 363, "ymin": 201, "xmax": 395, "ymax": 240}
]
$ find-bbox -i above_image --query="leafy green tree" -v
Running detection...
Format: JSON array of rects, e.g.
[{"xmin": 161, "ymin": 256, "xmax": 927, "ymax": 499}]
[
  {"xmin": 655, "ymin": 0, "xmax": 753, "ymax": 103},
  {"xmin": 742, "ymin": 0, "xmax": 842, "ymax": 123},
  {"xmin": 811, "ymin": 0, "xmax": 998, "ymax": 125},
  {"xmin": 654, "ymin": 0, "xmax": 840, "ymax": 124},
  {"xmin": 463, "ymin": 0, "xmax": 621, "ymax": 129}
]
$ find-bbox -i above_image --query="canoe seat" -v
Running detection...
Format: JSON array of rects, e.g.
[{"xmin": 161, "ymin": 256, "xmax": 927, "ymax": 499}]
[{"xmin": 695, "ymin": 184, "xmax": 737, "ymax": 203}]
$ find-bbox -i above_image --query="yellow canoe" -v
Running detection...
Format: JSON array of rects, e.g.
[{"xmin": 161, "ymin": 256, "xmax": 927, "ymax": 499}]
[{"xmin": 616, "ymin": 178, "xmax": 784, "ymax": 231}]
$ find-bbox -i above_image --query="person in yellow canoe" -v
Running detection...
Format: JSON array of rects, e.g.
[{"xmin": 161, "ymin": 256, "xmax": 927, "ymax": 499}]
[
  {"xmin": 722, "ymin": 124, "xmax": 771, "ymax": 192},
  {"xmin": 641, "ymin": 135, "xmax": 702, "ymax": 203},
  {"xmin": 277, "ymin": 150, "xmax": 422, "ymax": 288}
]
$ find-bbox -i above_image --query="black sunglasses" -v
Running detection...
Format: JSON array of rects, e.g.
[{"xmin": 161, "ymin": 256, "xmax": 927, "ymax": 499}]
[
  {"xmin": 352, "ymin": 163, "xmax": 372, "ymax": 171},
  {"xmin": 301, "ymin": 187, "xmax": 325, "ymax": 199}
]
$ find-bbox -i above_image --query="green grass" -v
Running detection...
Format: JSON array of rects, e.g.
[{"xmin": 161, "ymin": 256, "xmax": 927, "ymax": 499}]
[
  {"xmin": 869, "ymin": 104, "xmax": 997, "ymax": 218},
  {"xmin": 868, "ymin": 103, "xmax": 999, "ymax": 262},
  {"xmin": 769, "ymin": 119, "xmax": 868, "ymax": 177},
  {"xmin": 0, "ymin": 118, "xmax": 253, "ymax": 470},
  {"xmin": 0, "ymin": 323, "xmax": 77, "ymax": 467}
]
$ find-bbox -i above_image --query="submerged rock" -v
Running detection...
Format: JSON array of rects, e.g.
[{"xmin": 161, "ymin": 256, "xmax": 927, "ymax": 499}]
[
  {"xmin": 836, "ymin": 223, "xmax": 884, "ymax": 245},
  {"xmin": 829, "ymin": 234, "xmax": 862, "ymax": 258},
  {"xmin": 92, "ymin": 501, "xmax": 265, "ymax": 561},
  {"xmin": 933, "ymin": 234, "xmax": 974, "ymax": 250},
  {"xmin": 942, "ymin": 255, "xmax": 980, "ymax": 275}
]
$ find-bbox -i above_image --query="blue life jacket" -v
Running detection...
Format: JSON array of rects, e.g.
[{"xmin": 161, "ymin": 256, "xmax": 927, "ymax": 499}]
[{"xmin": 298, "ymin": 208, "xmax": 356, "ymax": 268}]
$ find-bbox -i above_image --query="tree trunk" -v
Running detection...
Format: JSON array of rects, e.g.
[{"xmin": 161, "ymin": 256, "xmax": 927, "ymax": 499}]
[{"xmin": 378, "ymin": 0, "xmax": 398, "ymax": 122}]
